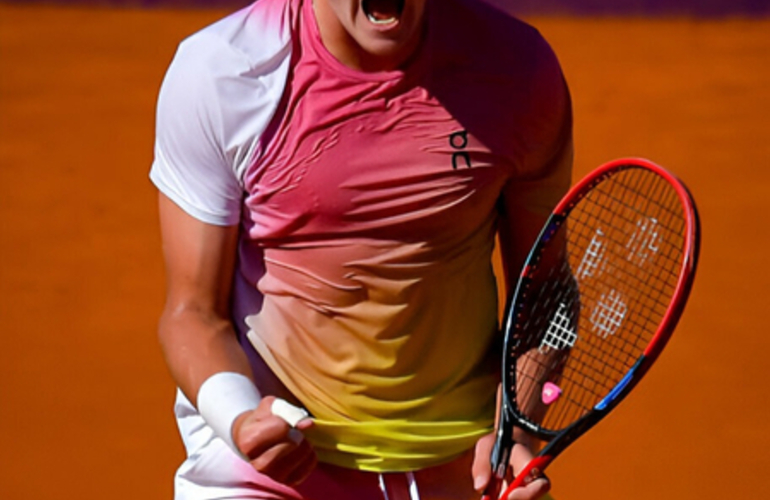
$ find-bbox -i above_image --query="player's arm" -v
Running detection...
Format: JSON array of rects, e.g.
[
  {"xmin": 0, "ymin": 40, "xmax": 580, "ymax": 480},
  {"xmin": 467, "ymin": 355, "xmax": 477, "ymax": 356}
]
[
  {"xmin": 473, "ymin": 136, "xmax": 574, "ymax": 500},
  {"xmin": 157, "ymin": 193, "xmax": 316, "ymax": 485},
  {"xmin": 157, "ymin": 192, "xmax": 247, "ymax": 402}
]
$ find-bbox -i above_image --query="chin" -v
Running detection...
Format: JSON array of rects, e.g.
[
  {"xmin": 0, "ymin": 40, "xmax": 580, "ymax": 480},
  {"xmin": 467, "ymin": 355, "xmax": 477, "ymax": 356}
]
[{"xmin": 356, "ymin": 38, "xmax": 415, "ymax": 69}]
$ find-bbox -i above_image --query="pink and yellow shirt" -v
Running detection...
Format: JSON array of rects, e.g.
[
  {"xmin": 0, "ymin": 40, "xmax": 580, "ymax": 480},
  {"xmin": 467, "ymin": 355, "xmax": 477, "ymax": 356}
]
[{"xmin": 151, "ymin": 0, "xmax": 572, "ymax": 472}]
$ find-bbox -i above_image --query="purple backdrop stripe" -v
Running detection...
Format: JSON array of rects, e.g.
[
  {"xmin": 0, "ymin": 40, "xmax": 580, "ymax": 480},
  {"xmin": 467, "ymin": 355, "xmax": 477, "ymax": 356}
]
[{"xmin": 0, "ymin": 0, "xmax": 769, "ymax": 16}]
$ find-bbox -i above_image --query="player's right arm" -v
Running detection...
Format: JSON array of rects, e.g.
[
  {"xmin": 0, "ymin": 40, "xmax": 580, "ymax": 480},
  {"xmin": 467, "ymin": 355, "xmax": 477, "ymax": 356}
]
[
  {"xmin": 150, "ymin": 15, "xmax": 310, "ymax": 481},
  {"xmin": 157, "ymin": 193, "xmax": 316, "ymax": 485}
]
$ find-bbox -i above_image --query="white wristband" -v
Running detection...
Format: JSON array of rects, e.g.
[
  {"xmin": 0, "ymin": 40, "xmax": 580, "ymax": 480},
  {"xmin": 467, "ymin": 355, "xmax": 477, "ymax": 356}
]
[{"xmin": 196, "ymin": 372, "xmax": 261, "ymax": 457}]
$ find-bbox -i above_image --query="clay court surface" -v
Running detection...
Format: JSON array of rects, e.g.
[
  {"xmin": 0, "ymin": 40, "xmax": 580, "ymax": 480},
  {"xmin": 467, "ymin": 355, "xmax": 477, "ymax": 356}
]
[{"xmin": 0, "ymin": 3, "xmax": 768, "ymax": 499}]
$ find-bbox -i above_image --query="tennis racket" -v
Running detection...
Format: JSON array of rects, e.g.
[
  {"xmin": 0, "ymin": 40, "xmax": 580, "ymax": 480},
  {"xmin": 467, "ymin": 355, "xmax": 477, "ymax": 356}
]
[{"xmin": 482, "ymin": 158, "xmax": 700, "ymax": 500}]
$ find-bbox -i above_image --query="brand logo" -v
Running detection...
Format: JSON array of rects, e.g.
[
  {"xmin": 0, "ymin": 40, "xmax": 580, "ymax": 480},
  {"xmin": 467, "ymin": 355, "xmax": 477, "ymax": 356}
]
[{"xmin": 449, "ymin": 130, "xmax": 471, "ymax": 169}]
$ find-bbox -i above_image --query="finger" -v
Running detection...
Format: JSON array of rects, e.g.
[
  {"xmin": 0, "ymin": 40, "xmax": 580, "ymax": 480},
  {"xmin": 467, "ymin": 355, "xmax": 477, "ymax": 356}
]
[
  {"xmin": 253, "ymin": 396, "xmax": 280, "ymax": 419},
  {"xmin": 506, "ymin": 476, "xmax": 550, "ymax": 500},
  {"xmin": 295, "ymin": 417, "xmax": 315, "ymax": 431},
  {"xmin": 237, "ymin": 414, "xmax": 296, "ymax": 460},
  {"xmin": 471, "ymin": 433, "xmax": 495, "ymax": 491},
  {"xmin": 508, "ymin": 441, "xmax": 543, "ymax": 485},
  {"xmin": 255, "ymin": 437, "xmax": 316, "ymax": 484},
  {"xmin": 509, "ymin": 441, "xmax": 536, "ymax": 475},
  {"xmin": 282, "ymin": 443, "xmax": 318, "ymax": 486},
  {"xmin": 248, "ymin": 438, "xmax": 304, "ymax": 475},
  {"xmin": 501, "ymin": 441, "xmax": 551, "ymax": 500}
]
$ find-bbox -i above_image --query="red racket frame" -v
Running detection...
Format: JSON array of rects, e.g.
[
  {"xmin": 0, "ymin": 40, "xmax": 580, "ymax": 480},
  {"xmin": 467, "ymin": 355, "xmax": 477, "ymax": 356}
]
[{"xmin": 483, "ymin": 158, "xmax": 700, "ymax": 500}]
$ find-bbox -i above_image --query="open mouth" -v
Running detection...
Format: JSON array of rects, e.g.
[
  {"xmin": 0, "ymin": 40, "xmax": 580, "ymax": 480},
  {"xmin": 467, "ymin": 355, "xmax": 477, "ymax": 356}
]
[{"xmin": 361, "ymin": 0, "xmax": 405, "ymax": 25}]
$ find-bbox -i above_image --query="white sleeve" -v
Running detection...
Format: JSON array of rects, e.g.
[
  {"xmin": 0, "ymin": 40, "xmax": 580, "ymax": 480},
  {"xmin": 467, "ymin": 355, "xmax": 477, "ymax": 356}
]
[
  {"xmin": 150, "ymin": 6, "xmax": 292, "ymax": 226},
  {"xmin": 150, "ymin": 35, "xmax": 244, "ymax": 226}
]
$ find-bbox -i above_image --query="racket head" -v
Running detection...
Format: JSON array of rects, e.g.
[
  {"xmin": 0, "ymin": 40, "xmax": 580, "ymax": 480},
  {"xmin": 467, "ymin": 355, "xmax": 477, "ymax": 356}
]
[{"xmin": 500, "ymin": 157, "xmax": 700, "ymax": 446}]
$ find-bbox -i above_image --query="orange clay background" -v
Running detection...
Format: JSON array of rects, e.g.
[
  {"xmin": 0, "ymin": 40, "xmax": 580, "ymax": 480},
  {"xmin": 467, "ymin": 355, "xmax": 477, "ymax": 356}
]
[{"xmin": 1, "ymin": 4, "xmax": 768, "ymax": 499}]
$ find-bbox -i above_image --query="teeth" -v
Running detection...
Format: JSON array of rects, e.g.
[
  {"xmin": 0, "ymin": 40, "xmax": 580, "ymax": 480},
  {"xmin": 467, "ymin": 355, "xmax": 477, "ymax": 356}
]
[
  {"xmin": 362, "ymin": 0, "xmax": 402, "ymax": 25},
  {"xmin": 366, "ymin": 13, "xmax": 397, "ymax": 24}
]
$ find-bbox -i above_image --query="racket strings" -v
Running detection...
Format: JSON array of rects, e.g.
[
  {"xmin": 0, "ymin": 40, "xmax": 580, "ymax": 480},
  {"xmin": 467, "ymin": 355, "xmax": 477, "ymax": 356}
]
[{"xmin": 511, "ymin": 168, "xmax": 687, "ymax": 433}]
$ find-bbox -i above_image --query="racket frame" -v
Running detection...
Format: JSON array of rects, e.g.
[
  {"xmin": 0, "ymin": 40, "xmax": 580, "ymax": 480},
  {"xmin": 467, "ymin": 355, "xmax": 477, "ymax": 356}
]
[{"xmin": 485, "ymin": 158, "xmax": 700, "ymax": 500}]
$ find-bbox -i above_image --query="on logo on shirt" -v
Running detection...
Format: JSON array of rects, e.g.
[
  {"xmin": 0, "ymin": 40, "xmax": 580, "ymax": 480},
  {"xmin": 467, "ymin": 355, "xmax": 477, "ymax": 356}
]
[{"xmin": 449, "ymin": 129, "xmax": 472, "ymax": 169}]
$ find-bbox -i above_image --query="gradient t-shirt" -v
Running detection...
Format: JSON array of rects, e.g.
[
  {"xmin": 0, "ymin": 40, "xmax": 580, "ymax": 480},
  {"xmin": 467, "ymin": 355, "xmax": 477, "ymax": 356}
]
[{"xmin": 152, "ymin": 0, "xmax": 572, "ymax": 472}]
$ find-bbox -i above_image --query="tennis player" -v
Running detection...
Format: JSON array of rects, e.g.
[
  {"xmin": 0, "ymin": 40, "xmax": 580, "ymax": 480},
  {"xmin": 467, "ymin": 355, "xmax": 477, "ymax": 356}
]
[{"xmin": 150, "ymin": 0, "xmax": 573, "ymax": 499}]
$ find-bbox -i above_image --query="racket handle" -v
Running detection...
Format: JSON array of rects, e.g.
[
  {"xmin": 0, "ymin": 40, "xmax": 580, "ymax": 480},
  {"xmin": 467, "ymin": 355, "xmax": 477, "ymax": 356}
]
[
  {"xmin": 480, "ymin": 474, "xmax": 503, "ymax": 500},
  {"xmin": 498, "ymin": 455, "xmax": 553, "ymax": 500}
]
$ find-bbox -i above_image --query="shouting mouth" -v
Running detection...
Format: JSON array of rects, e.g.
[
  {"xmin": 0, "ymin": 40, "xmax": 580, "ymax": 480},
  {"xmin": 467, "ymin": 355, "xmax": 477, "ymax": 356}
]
[{"xmin": 361, "ymin": 0, "xmax": 405, "ymax": 25}]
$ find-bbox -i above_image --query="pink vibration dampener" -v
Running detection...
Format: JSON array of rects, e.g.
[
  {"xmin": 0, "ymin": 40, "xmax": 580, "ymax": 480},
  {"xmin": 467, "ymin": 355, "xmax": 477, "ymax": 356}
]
[{"xmin": 541, "ymin": 382, "xmax": 563, "ymax": 405}]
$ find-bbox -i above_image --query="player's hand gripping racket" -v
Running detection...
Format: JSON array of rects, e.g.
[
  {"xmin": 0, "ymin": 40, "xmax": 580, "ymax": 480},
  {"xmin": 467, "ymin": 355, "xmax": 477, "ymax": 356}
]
[{"xmin": 482, "ymin": 158, "xmax": 700, "ymax": 500}]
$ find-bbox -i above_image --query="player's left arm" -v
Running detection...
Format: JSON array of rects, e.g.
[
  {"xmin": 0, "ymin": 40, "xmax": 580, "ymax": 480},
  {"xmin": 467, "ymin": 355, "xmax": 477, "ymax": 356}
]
[
  {"xmin": 473, "ymin": 143, "xmax": 573, "ymax": 500},
  {"xmin": 472, "ymin": 63, "xmax": 574, "ymax": 499}
]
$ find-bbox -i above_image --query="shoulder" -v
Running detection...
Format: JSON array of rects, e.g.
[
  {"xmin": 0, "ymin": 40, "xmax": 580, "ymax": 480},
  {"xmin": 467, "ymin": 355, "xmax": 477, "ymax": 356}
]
[
  {"xmin": 429, "ymin": 0, "xmax": 571, "ymax": 176},
  {"xmin": 155, "ymin": 0, "xmax": 297, "ymax": 169},
  {"xmin": 433, "ymin": 0, "xmax": 563, "ymax": 84},
  {"xmin": 169, "ymin": 0, "xmax": 295, "ymax": 90},
  {"xmin": 151, "ymin": 0, "xmax": 299, "ymax": 225}
]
